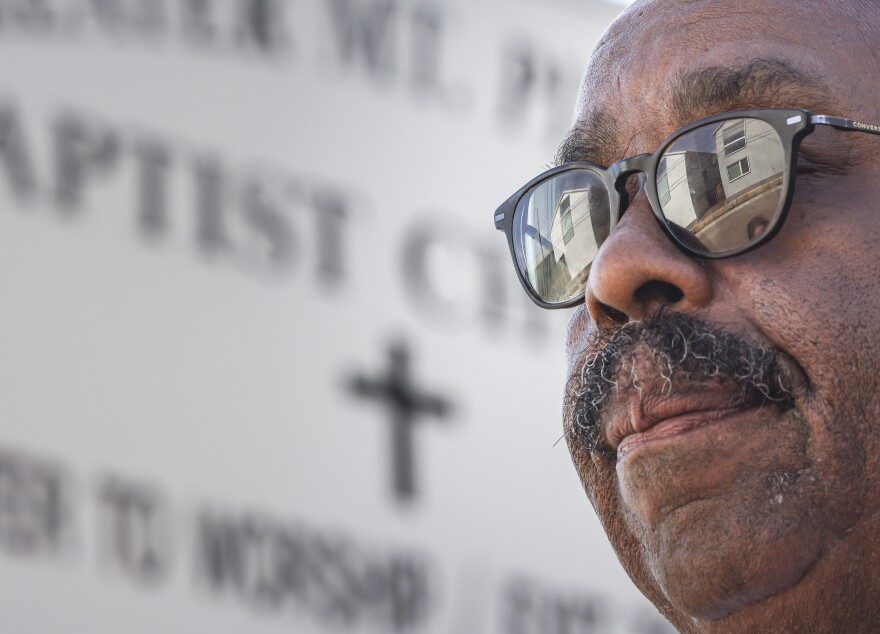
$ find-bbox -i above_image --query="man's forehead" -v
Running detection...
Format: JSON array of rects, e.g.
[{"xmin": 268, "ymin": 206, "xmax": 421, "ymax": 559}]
[{"xmin": 556, "ymin": 0, "xmax": 878, "ymax": 167}]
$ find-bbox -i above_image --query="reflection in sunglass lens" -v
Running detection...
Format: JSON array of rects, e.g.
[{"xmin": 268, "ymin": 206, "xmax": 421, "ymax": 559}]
[
  {"xmin": 514, "ymin": 169, "xmax": 610, "ymax": 305},
  {"xmin": 657, "ymin": 118, "xmax": 785, "ymax": 253}
]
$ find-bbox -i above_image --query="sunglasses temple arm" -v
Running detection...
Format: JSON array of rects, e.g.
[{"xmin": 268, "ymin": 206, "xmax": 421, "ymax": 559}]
[{"xmin": 811, "ymin": 114, "xmax": 880, "ymax": 137}]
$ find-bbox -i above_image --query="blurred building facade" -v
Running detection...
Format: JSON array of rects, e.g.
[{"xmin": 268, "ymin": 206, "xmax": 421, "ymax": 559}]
[{"xmin": 0, "ymin": 1, "xmax": 672, "ymax": 632}]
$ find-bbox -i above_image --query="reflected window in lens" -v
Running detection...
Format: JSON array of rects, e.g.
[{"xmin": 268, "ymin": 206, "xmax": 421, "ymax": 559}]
[
  {"xmin": 560, "ymin": 195, "xmax": 575, "ymax": 244},
  {"xmin": 722, "ymin": 120, "xmax": 747, "ymax": 156},
  {"xmin": 727, "ymin": 157, "xmax": 751, "ymax": 181},
  {"xmin": 657, "ymin": 171, "xmax": 671, "ymax": 205}
]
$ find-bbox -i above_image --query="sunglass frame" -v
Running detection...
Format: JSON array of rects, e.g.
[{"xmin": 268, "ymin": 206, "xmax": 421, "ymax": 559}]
[{"xmin": 494, "ymin": 108, "xmax": 813, "ymax": 309}]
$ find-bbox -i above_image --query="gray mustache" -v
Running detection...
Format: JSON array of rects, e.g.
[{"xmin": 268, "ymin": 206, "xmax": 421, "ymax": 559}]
[{"xmin": 565, "ymin": 311, "xmax": 794, "ymax": 455}]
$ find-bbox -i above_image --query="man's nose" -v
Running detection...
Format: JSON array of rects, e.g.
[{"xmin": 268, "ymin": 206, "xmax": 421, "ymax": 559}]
[{"xmin": 585, "ymin": 196, "xmax": 713, "ymax": 325}]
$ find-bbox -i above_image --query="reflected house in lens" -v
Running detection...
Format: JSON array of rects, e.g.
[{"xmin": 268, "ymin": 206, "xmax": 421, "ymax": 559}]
[
  {"xmin": 525, "ymin": 189, "xmax": 587, "ymax": 300},
  {"xmin": 658, "ymin": 118, "xmax": 784, "ymax": 251},
  {"xmin": 521, "ymin": 175, "xmax": 607, "ymax": 303}
]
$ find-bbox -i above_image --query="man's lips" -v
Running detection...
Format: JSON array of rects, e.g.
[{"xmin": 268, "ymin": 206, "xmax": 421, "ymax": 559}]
[
  {"xmin": 606, "ymin": 390, "xmax": 756, "ymax": 459},
  {"xmin": 616, "ymin": 406, "xmax": 748, "ymax": 458}
]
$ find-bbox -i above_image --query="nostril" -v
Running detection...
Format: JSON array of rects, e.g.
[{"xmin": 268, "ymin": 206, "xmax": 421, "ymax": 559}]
[
  {"xmin": 596, "ymin": 301, "xmax": 629, "ymax": 326},
  {"xmin": 634, "ymin": 280, "xmax": 684, "ymax": 308}
]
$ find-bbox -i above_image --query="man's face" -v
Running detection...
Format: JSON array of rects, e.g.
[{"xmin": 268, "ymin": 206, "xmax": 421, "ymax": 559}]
[{"xmin": 563, "ymin": 0, "xmax": 880, "ymax": 630}]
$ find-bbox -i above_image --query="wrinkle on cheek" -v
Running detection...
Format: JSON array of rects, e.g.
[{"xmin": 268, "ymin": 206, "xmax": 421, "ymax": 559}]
[
  {"xmin": 571, "ymin": 444, "xmax": 621, "ymax": 528},
  {"xmin": 567, "ymin": 423, "xmax": 626, "ymax": 533}
]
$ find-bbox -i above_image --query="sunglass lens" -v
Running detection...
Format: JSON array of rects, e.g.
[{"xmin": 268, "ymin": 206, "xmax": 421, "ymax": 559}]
[
  {"xmin": 657, "ymin": 118, "xmax": 785, "ymax": 253},
  {"xmin": 514, "ymin": 169, "xmax": 610, "ymax": 305}
]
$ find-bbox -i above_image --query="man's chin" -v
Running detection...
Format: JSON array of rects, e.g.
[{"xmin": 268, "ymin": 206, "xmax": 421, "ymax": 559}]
[
  {"xmin": 644, "ymin": 494, "xmax": 825, "ymax": 621},
  {"xmin": 615, "ymin": 406, "xmax": 827, "ymax": 620}
]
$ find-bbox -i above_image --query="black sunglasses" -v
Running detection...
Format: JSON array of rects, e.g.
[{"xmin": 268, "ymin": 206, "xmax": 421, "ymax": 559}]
[{"xmin": 494, "ymin": 108, "xmax": 880, "ymax": 309}]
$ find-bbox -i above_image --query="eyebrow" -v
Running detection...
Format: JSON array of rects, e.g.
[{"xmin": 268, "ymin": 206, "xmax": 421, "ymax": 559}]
[
  {"xmin": 669, "ymin": 57, "xmax": 831, "ymax": 122},
  {"xmin": 554, "ymin": 108, "xmax": 621, "ymax": 168},
  {"xmin": 554, "ymin": 57, "xmax": 834, "ymax": 168}
]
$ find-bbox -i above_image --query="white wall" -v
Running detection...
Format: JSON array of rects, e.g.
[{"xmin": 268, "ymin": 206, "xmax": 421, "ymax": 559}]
[{"xmin": 0, "ymin": 1, "xmax": 672, "ymax": 633}]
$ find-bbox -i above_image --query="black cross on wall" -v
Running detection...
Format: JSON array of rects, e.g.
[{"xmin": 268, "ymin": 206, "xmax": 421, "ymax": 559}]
[{"xmin": 348, "ymin": 340, "xmax": 453, "ymax": 503}]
